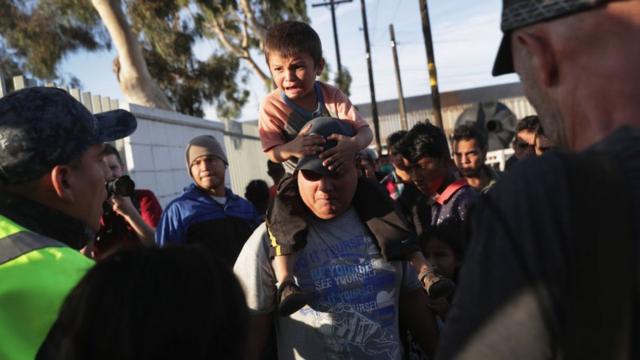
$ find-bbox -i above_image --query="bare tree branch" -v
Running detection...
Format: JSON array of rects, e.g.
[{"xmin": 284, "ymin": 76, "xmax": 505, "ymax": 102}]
[
  {"xmin": 244, "ymin": 55, "xmax": 271, "ymax": 87},
  {"xmin": 207, "ymin": 15, "xmax": 245, "ymax": 57},
  {"xmin": 91, "ymin": 0, "xmax": 171, "ymax": 109},
  {"xmin": 241, "ymin": 17, "xmax": 249, "ymax": 49},
  {"xmin": 206, "ymin": 13, "xmax": 271, "ymax": 87},
  {"xmin": 239, "ymin": 0, "xmax": 267, "ymax": 42}
]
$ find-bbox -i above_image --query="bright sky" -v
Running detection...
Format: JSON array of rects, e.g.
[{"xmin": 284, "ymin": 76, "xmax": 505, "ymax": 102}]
[{"xmin": 59, "ymin": 0, "xmax": 519, "ymax": 121}]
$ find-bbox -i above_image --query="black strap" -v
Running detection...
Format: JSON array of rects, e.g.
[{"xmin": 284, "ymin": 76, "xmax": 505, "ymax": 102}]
[{"xmin": 563, "ymin": 152, "xmax": 634, "ymax": 359}]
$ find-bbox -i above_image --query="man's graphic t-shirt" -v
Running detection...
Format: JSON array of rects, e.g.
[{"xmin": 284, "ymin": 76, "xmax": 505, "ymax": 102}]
[{"xmin": 234, "ymin": 208, "xmax": 419, "ymax": 360}]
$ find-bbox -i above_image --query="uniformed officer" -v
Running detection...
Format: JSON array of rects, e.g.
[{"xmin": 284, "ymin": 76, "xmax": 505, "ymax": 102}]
[{"xmin": 0, "ymin": 87, "xmax": 136, "ymax": 359}]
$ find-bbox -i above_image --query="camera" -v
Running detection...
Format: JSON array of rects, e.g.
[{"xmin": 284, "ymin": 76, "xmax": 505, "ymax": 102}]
[{"xmin": 106, "ymin": 175, "xmax": 135, "ymax": 197}]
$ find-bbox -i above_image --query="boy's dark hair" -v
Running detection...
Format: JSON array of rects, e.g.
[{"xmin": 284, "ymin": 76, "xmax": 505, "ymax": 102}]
[
  {"xmin": 386, "ymin": 130, "xmax": 407, "ymax": 154},
  {"xmin": 264, "ymin": 21, "xmax": 323, "ymax": 66},
  {"xmin": 516, "ymin": 115, "xmax": 541, "ymax": 133},
  {"xmin": 102, "ymin": 143, "xmax": 123, "ymax": 166},
  {"xmin": 397, "ymin": 122, "xmax": 450, "ymax": 163},
  {"xmin": 452, "ymin": 124, "xmax": 487, "ymax": 151},
  {"xmin": 39, "ymin": 246, "xmax": 249, "ymax": 360}
]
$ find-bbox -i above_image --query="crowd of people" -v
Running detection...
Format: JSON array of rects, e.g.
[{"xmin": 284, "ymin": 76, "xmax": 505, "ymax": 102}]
[{"xmin": 1, "ymin": 0, "xmax": 639, "ymax": 359}]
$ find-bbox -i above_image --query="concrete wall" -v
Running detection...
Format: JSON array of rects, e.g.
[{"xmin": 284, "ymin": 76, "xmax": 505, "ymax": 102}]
[
  {"xmin": 118, "ymin": 104, "xmax": 223, "ymax": 207},
  {"xmin": 119, "ymin": 104, "xmax": 270, "ymax": 208}
]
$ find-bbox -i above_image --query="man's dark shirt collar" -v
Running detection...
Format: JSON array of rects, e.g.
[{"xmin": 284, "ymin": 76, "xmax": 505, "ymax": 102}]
[{"xmin": 0, "ymin": 190, "xmax": 93, "ymax": 250}]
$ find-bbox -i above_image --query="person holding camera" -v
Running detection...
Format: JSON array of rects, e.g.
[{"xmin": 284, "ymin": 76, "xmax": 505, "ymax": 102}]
[{"xmin": 92, "ymin": 144, "xmax": 162, "ymax": 260}]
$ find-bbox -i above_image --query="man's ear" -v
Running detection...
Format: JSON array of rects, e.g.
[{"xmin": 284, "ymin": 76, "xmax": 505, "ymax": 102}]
[
  {"xmin": 513, "ymin": 30, "xmax": 559, "ymax": 88},
  {"xmin": 50, "ymin": 165, "xmax": 75, "ymax": 202}
]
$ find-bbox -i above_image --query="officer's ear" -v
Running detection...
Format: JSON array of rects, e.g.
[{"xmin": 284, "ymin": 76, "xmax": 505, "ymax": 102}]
[
  {"xmin": 512, "ymin": 29, "xmax": 559, "ymax": 88},
  {"xmin": 50, "ymin": 164, "xmax": 75, "ymax": 202}
]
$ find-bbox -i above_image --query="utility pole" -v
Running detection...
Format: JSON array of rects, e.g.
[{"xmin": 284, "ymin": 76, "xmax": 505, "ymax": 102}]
[
  {"xmin": 419, "ymin": 0, "xmax": 444, "ymax": 130},
  {"xmin": 360, "ymin": 0, "xmax": 381, "ymax": 151},
  {"xmin": 312, "ymin": 0, "xmax": 352, "ymax": 84},
  {"xmin": 389, "ymin": 24, "xmax": 408, "ymax": 131}
]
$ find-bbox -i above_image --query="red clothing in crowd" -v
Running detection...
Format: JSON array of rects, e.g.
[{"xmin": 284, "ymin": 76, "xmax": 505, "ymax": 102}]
[{"xmin": 94, "ymin": 189, "xmax": 162, "ymax": 260}]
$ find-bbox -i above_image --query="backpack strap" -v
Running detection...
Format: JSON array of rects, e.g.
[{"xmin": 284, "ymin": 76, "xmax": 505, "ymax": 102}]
[
  {"xmin": 562, "ymin": 152, "xmax": 634, "ymax": 359},
  {"xmin": 435, "ymin": 178, "xmax": 469, "ymax": 205}
]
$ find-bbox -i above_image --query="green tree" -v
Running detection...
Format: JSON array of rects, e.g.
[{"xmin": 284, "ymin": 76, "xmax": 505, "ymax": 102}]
[
  {"xmin": 196, "ymin": 0, "xmax": 307, "ymax": 90},
  {"xmin": 0, "ymin": 0, "xmax": 109, "ymax": 89},
  {"xmin": 320, "ymin": 63, "xmax": 352, "ymax": 96},
  {"xmin": 334, "ymin": 67, "xmax": 352, "ymax": 97}
]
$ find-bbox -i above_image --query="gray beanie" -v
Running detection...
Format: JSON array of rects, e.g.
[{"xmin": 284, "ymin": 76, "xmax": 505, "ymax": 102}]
[{"xmin": 185, "ymin": 135, "xmax": 228, "ymax": 176}]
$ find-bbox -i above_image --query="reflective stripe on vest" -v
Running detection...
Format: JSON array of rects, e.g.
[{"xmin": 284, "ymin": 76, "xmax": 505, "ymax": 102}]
[{"xmin": 0, "ymin": 230, "xmax": 66, "ymax": 265}]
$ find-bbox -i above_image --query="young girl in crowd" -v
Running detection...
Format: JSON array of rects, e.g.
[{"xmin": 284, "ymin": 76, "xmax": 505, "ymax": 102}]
[{"xmin": 419, "ymin": 220, "xmax": 467, "ymax": 324}]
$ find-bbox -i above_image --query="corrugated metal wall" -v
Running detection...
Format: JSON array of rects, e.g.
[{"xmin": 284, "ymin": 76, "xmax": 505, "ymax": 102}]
[{"xmin": 363, "ymin": 96, "xmax": 537, "ymax": 146}]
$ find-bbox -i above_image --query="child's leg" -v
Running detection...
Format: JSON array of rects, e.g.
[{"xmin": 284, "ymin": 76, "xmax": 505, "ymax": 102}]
[
  {"xmin": 266, "ymin": 174, "xmax": 311, "ymax": 316},
  {"xmin": 273, "ymin": 252, "xmax": 310, "ymax": 316},
  {"xmin": 273, "ymin": 254, "xmax": 293, "ymax": 285},
  {"xmin": 266, "ymin": 174, "xmax": 309, "ymax": 259}
]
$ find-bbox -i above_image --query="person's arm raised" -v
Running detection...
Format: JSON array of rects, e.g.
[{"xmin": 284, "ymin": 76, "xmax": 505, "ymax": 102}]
[
  {"xmin": 265, "ymin": 124, "xmax": 325, "ymax": 163},
  {"xmin": 319, "ymin": 126, "xmax": 373, "ymax": 172},
  {"xmin": 110, "ymin": 196, "xmax": 155, "ymax": 246}
]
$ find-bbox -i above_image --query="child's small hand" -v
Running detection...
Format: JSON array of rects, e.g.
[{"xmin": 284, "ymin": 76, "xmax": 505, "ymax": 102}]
[
  {"xmin": 319, "ymin": 134, "xmax": 359, "ymax": 172},
  {"xmin": 286, "ymin": 124, "xmax": 325, "ymax": 159}
]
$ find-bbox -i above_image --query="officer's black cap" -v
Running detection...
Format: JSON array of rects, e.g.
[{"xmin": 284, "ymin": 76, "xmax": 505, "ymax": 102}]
[{"xmin": 0, "ymin": 87, "xmax": 137, "ymax": 185}]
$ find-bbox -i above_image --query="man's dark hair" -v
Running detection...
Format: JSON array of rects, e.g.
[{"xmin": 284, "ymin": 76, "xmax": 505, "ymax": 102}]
[
  {"xmin": 245, "ymin": 179, "xmax": 270, "ymax": 216},
  {"xmin": 39, "ymin": 246, "xmax": 249, "ymax": 360},
  {"xmin": 386, "ymin": 130, "xmax": 407, "ymax": 154},
  {"xmin": 264, "ymin": 21, "xmax": 323, "ymax": 66},
  {"xmin": 102, "ymin": 143, "xmax": 123, "ymax": 166},
  {"xmin": 452, "ymin": 124, "xmax": 487, "ymax": 151},
  {"xmin": 516, "ymin": 115, "xmax": 541, "ymax": 133},
  {"xmin": 397, "ymin": 122, "xmax": 450, "ymax": 163}
]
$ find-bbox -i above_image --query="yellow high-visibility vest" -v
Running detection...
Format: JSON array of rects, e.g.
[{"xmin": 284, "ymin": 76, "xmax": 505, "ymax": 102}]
[{"xmin": 0, "ymin": 214, "xmax": 93, "ymax": 360}]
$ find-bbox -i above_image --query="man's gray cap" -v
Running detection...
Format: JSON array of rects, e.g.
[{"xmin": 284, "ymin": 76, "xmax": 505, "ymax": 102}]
[
  {"xmin": 0, "ymin": 87, "xmax": 137, "ymax": 185},
  {"xmin": 493, "ymin": 0, "xmax": 611, "ymax": 76},
  {"xmin": 295, "ymin": 117, "xmax": 355, "ymax": 176},
  {"xmin": 185, "ymin": 135, "xmax": 228, "ymax": 179}
]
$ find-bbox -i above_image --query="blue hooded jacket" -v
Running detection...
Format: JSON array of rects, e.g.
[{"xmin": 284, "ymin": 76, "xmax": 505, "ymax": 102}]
[{"xmin": 156, "ymin": 184, "xmax": 260, "ymax": 264}]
